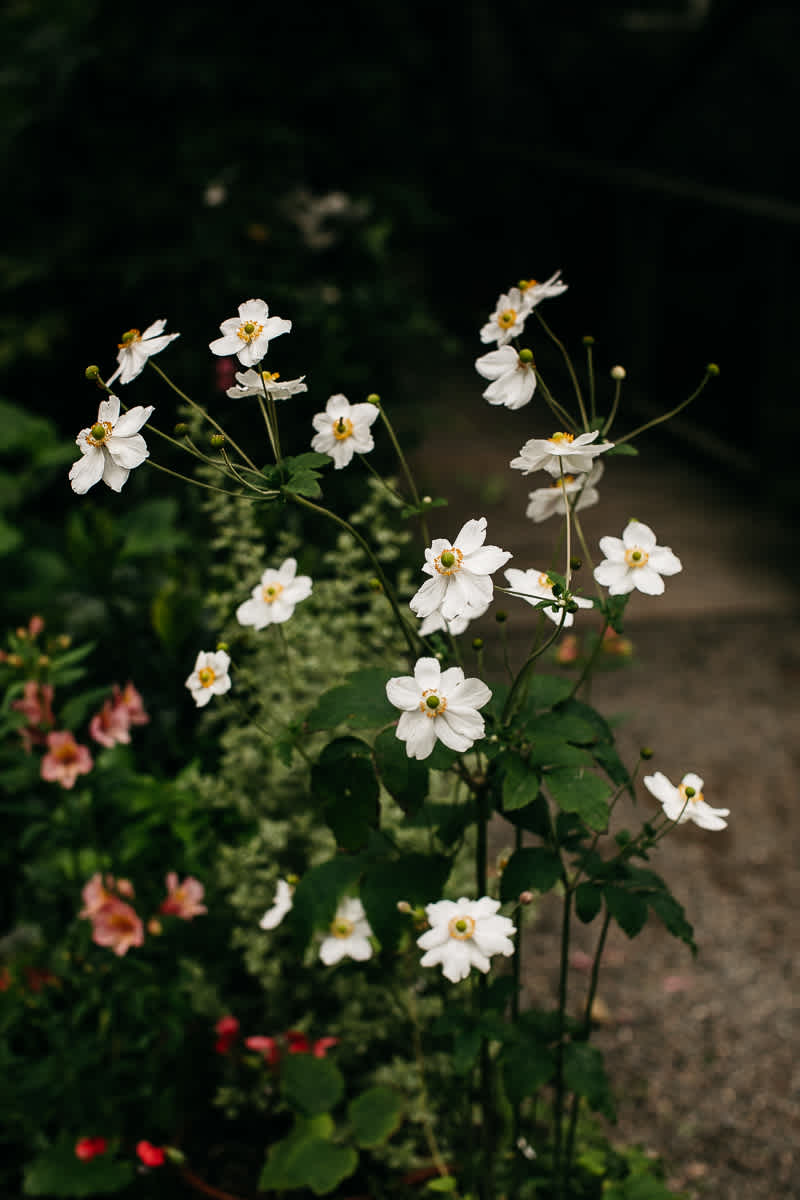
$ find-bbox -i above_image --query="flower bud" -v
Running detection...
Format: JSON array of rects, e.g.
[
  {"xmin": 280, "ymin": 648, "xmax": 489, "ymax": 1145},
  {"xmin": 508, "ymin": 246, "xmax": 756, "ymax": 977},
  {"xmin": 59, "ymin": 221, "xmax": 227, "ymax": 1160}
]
[
  {"xmin": 519, "ymin": 890, "xmax": 534, "ymax": 905},
  {"xmin": 569, "ymin": 557, "xmax": 582, "ymax": 571},
  {"xmin": 472, "ymin": 637, "xmax": 484, "ymax": 651},
  {"xmin": 84, "ymin": 365, "xmax": 101, "ymax": 380},
  {"xmin": 164, "ymin": 1147, "xmax": 186, "ymax": 1166},
  {"xmin": 550, "ymin": 582, "xmax": 563, "ymax": 598},
  {"xmin": 58, "ymin": 635, "xmax": 71, "ymax": 649},
  {"xmin": 37, "ymin": 654, "xmax": 50, "ymax": 667},
  {"xmin": 495, "ymin": 610, "xmax": 508, "ymax": 624},
  {"xmin": 396, "ymin": 900, "xmax": 412, "ymax": 914},
  {"xmin": 611, "ymin": 365, "xmax": 626, "ymax": 380},
  {"xmin": 582, "ymin": 335, "xmax": 595, "ymax": 346},
  {"xmin": 173, "ymin": 422, "xmax": 188, "ymax": 436},
  {"xmin": 210, "ymin": 433, "xmax": 225, "ymax": 448},
  {"xmin": 614, "ymin": 829, "xmax": 631, "ymax": 846},
  {"xmin": 368, "ymin": 577, "xmax": 383, "ymax": 592},
  {"xmin": 422, "ymin": 495, "xmax": 432, "ymax": 504},
  {"xmin": 684, "ymin": 785, "xmax": 696, "ymax": 799},
  {"xmin": 28, "ymin": 616, "xmax": 45, "ymax": 636},
  {"xmin": 639, "ymin": 746, "xmax": 654, "ymax": 760},
  {"xmin": 706, "ymin": 363, "xmax": 720, "ymax": 377},
  {"xmin": 366, "ymin": 393, "xmax": 380, "ymax": 405},
  {"xmin": 518, "ymin": 348, "xmax": 534, "ymax": 364},
  {"xmin": 216, "ymin": 641, "xmax": 229, "ymax": 652},
  {"xmin": 566, "ymin": 601, "xmax": 579, "ymax": 613}
]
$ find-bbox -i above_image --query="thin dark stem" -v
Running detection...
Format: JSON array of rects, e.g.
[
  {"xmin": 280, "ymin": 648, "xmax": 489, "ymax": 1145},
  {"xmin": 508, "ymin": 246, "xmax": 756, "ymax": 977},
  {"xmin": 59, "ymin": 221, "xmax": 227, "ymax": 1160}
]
[
  {"xmin": 148, "ymin": 360, "xmax": 260, "ymax": 472},
  {"xmin": 377, "ymin": 401, "xmax": 431, "ymax": 547},
  {"xmin": 613, "ymin": 368, "xmax": 715, "ymax": 446},
  {"xmin": 536, "ymin": 311, "xmax": 589, "ymax": 430},
  {"xmin": 552, "ymin": 885, "xmax": 572, "ymax": 1199}
]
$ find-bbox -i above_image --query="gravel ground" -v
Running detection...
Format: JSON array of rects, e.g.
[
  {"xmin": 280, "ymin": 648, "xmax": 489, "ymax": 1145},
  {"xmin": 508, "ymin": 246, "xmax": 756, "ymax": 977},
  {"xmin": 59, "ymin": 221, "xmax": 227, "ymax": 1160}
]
[{"xmin": 409, "ymin": 365, "xmax": 800, "ymax": 1199}]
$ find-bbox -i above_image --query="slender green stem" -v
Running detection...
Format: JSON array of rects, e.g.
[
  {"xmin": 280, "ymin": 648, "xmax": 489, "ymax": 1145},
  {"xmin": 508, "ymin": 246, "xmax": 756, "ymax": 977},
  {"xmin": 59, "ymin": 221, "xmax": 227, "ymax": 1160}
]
[
  {"xmin": 256, "ymin": 389, "xmax": 281, "ymax": 465},
  {"xmin": 501, "ymin": 609, "xmax": 566, "ymax": 725},
  {"xmin": 602, "ymin": 377, "xmax": 623, "ymax": 437},
  {"xmin": 552, "ymin": 885, "xmax": 573, "ymax": 1199},
  {"xmin": 276, "ymin": 624, "xmax": 295, "ymax": 696},
  {"xmin": 499, "ymin": 620, "xmax": 514, "ymax": 684},
  {"xmin": 407, "ymin": 982, "xmax": 451, "ymax": 1178},
  {"xmin": 534, "ymin": 368, "xmax": 579, "ymax": 432},
  {"xmin": 536, "ymin": 311, "xmax": 589, "ymax": 431},
  {"xmin": 287, "ymin": 493, "xmax": 419, "ymax": 657},
  {"xmin": 376, "ymin": 400, "xmax": 431, "ymax": 547},
  {"xmin": 146, "ymin": 458, "xmax": 264, "ymax": 498},
  {"xmin": 147, "ymin": 360, "xmax": 260, "ymax": 472},
  {"xmin": 357, "ymin": 453, "xmax": 408, "ymax": 505},
  {"xmin": 585, "ymin": 341, "xmax": 597, "ymax": 424},
  {"xmin": 613, "ymin": 368, "xmax": 716, "ymax": 446}
]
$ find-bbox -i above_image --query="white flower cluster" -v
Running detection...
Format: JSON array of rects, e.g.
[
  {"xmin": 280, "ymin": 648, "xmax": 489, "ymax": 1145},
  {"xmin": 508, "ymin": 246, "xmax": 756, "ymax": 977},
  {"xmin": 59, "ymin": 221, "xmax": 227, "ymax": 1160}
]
[{"xmin": 474, "ymin": 271, "xmax": 567, "ymax": 410}]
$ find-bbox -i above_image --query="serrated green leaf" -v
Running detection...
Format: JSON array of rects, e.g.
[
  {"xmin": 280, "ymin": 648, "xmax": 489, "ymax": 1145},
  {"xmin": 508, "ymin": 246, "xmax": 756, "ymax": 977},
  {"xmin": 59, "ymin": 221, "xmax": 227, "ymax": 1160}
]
[
  {"xmin": 546, "ymin": 768, "xmax": 611, "ymax": 831},
  {"xmin": 283, "ymin": 469, "xmax": 323, "ymax": 498},
  {"xmin": 281, "ymin": 1054, "xmax": 345, "ymax": 1117},
  {"xmin": 532, "ymin": 710, "xmax": 597, "ymax": 744},
  {"xmin": 499, "ymin": 751, "xmax": 541, "ymax": 813},
  {"xmin": 500, "ymin": 847, "xmax": 562, "ymax": 903},
  {"xmin": 305, "ymin": 669, "xmax": 394, "ymax": 732},
  {"xmin": 525, "ymin": 675, "xmax": 574, "ymax": 710},
  {"xmin": 563, "ymin": 1041, "xmax": 615, "ymax": 1121},
  {"xmin": 285, "ymin": 452, "xmax": 332, "ymax": 470},
  {"xmin": 348, "ymin": 1085, "xmax": 404, "ymax": 1147},
  {"xmin": 373, "ymin": 727, "xmax": 429, "ymax": 816},
  {"xmin": 526, "ymin": 737, "xmax": 594, "ymax": 768},
  {"xmin": 647, "ymin": 890, "xmax": 696, "ymax": 954},
  {"xmin": 575, "ymin": 882, "xmax": 603, "ymax": 923},
  {"xmin": 603, "ymin": 886, "xmax": 649, "ymax": 938}
]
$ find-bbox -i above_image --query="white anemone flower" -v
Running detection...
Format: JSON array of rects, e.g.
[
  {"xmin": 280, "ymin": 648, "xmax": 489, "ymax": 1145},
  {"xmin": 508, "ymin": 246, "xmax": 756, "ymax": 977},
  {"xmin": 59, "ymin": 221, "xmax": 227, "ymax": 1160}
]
[
  {"xmin": 510, "ymin": 429, "xmax": 614, "ymax": 478},
  {"xmin": 644, "ymin": 771, "xmax": 729, "ymax": 831},
  {"xmin": 209, "ymin": 299, "xmax": 291, "ymax": 367},
  {"xmin": 417, "ymin": 896, "xmax": 516, "ymax": 983},
  {"xmin": 107, "ymin": 319, "xmax": 180, "ymax": 386},
  {"xmin": 69, "ymin": 394, "xmax": 154, "ymax": 494},
  {"xmin": 386, "ymin": 656, "xmax": 492, "ymax": 761},
  {"xmin": 526, "ymin": 462, "xmax": 603, "ymax": 523},
  {"xmin": 310, "ymin": 393, "xmax": 379, "ymax": 468},
  {"xmin": 480, "ymin": 287, "xmax": 531, "ymax": 347},
  {"xmin": 504, "ymin": 567, "xmax": 593, "ymax": 627},
  {"xmin": 319, "ymin": 898, "xmax": 374, "ymax": 965},
  {"xmin": 185, "ymin": 649, "xmax": 232, "ymax": 708},
  {"xmin": 236, "ymin": 558, "xmax": 313, "ymax": 629},
  {"xmin": 410, "ymin": 518, "xmax": 512, "ymax": 623},
  {"xmin": 516, "ymin": 270, "xmax": 568, "ymax": 307},
  {"xmin": 226, "ymin": 368, "xmax": 307, "ymax": 401},
  {"xmin": 474, "ymin": 346, "xmax": 537, "ymax": 410},
  {"xmin": 594, "ymin": 520, "xmax": 682, "ymax": 596},
  {"xmin": 418, "ymin": 599, "xmax": 488, "ymax": 638},
  {"xmin": 259, "ymin": 879, "xmax": 294, "ymax": 930}
]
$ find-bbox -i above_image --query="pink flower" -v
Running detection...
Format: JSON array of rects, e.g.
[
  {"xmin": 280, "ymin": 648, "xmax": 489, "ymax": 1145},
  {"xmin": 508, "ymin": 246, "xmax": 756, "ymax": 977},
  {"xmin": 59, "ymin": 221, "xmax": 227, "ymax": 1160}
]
[
  {"xmin": 115, "ymin": 681, "xmax": 149, "ymax": 727},
  {"xmin": 12, "ymin": 681, "xmax": 55, "ymax": 749},
  {"xmin": 89, "ymin": 898, "xmax": 144, "ymax": 956},
  {"xmin": 136, "ymin": 1141, "xmax": 166, "ymax": 1167},
  {"xmin": 160, "ymin": 872, "xmax": 207, "ymax": 920},
  {"xmin": 214, "ymin": 1015, "xmax": 240, "ymax": 1054},
  {"xmin": 245, "ymin": 1036, "xmax": 280, "ymax": 1066},
  {"xmin": 75, "ymin": 1137, "xmax": 108, "ymax": 1161},
  {"xmin": 28, "ymin": 615, "xmax": 45, "ymax": 637},
  {"xmin": 40, "ymin": 731, "xmax": 93, "ymax": 789},
  {"xmin": 286, "ymin": 1030, "xmax": 338, "ymax": 1058},
  {"xmin": 89, "ymin": 697, "xmax": 132, "ymax": 748},
  {"xmin": 80, "ymin": 873, "xmax": 134, "ymax": 917}
]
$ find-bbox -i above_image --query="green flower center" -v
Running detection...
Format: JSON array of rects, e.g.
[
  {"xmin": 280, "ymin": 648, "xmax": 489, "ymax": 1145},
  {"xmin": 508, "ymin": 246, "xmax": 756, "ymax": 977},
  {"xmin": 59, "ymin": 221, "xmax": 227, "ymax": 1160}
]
[
  {"xmin": 86, "ymin": 420, "xmax": 112, "ymax": 447},
  {"xmin": 434, "ymin": 547, "xmax": 463, "ymax": 576},
  {"xmin": 237, "ymin": 320, "xmax": 264, "ymax": 344},
  {"xmin": 331, "ymin": 918, "xmax": 354, "ymax": 939},
  {"xmin": 262, "ymin": 582, "xmax": 283, "ymax": 604},
  {"xmin": 197, "ymin": 667, "xmax": 216, "ymax": 688},
  {"xmin": 448, "ymin": 914, "xmax": 475, "ymax": 940},
  {"xmin": 119, "ymin": 329, "xmax": 140, "ymax": 346},
  {"xmin": 426, "ymin": 695, "xmax": 440, "ymax": 710},
  {"xmin": 497, "ymin": 307, "xmax": 517, "ymax": 329},
  {"xmin": 333, "ymin": 417, "xmax": 353, "ymax": 440},
  {"xmin": 624, "ymin": 546, "xmax": 649, "ymax": 568}
]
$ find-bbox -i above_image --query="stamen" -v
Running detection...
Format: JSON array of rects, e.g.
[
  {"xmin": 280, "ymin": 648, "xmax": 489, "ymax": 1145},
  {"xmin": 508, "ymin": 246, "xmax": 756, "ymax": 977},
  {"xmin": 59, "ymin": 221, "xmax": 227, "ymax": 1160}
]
[
  {"xmin": 537, "ymin": 572, "xmax": 553, "ymax": 589},
  {"xmin": 332, "ymin": 417, "xmax": 354, "ymax": 441},
  {"xmin": 118, "ymin": 329, "xmax": 140, "ymax": 348},
  {"xmin": 550, "ymin": 432, "xmax": 574, "ymax": 444},
  {"xmin": 679, "ymin": 783, "xmax": 703, "ymax": 804},
  {"xmin": 197, "ymin": 667, "xmax": 216, "ymax": 688},
  {"xmin": 331, "ymin": 918, "xmax": 354, "ymax": 939},
  {"xmin": 448, "ymin": 914, "xmax": 476, "ymax": 940},
  {"xmin": 86, "ymin": 420, "xmax": 112, "ymax": 447},
  {"xmin": 262, "ymin": 582, "xmax": 284, "ymax": 604},
  {"xmin": 497, "ymin": 307, "xmax": 517, "ymax": 329},
  {"xmin": 237, "ymin": 320, "xmax": 264, "ymax": 344},
  {"xmin": 624, "ymin": 546, "xmax": 649, "ymax": 568},
  {"xmin": 433, "ymin": 547, "xmax": 464, "ymax": 576},
  {"xmin": 420, "ymin": 689, "xmax": 447, "ymax": 719}
]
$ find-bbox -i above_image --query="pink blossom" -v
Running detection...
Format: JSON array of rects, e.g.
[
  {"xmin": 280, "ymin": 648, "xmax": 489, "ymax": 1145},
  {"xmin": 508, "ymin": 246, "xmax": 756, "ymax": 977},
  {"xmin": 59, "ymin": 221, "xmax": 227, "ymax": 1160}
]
[
  {"xmin": 89, "ymin": 697, "xmax": 132, "ymax": 748},
  {"xmin": 245, "ymin": 1036, "xmax": 280, "ymax": 1066},
  {"xmin": 89, "ymin": 898, "xmax": 144, "ymax": 956},
  {"xmin": 214, "ymin": 1014, "xmax": 240, "ymax": 1054},
  {"xmin": 40, "ymin": 731, "xmax": 93, "ymax": 789},
  {"xmin": 136, "ymin": 1141, "xmax": 165, "ymax": 1167},
  {"xmin": 12, "ymin": 681, "xmax": 55, "ymax": 749},
  {"xmin": 28, "ymin": 615, "xmax": 45, "ymax": 637},
  {"xmin": 160, "ymin": 872, "xmax": 207, "ymax": 920},
  {"xmin": 115, "ymin": 681, "xmax": 149, "ymax": 726},
  {"xmin": 75, "ymin": 1137, "xmax": 107, "ymax": 1161},
  {"xmin": 80, "ymin": 873, "xmax": 134, "ymax": 917}
]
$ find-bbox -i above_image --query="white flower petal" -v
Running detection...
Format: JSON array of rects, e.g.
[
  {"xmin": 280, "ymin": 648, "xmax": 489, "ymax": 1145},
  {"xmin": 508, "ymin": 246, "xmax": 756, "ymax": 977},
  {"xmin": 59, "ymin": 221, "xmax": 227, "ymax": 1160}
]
[{"xmin": 69, "ymin": 447, "xmax": 105, "ymax": 494}]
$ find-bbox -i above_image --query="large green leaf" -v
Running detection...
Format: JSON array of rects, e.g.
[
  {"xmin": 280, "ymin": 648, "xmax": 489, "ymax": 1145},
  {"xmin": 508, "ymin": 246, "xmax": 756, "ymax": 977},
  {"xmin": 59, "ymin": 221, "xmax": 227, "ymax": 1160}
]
[
  {"xmin": 281, "ymin": 1054, "xmax": 345, "ymax": 1117},
  {"xmin": 603, "ymin": 885, "xmax": 649, "ymax": 938},
  {"xmin": 361, "ymin": 852, "xmax": 450, "ymax": 952},
  {"xmin": 502, "ymin": 1037, "xmax": 556, "ymax": 1103},
  {"xmin": 23, "ymin": 1140, "xmax": 134, "ymax": 1197},
  {"xmin": 289, "ymin": 856, "xmax": 364, "ymax": 951},
  {"xmin": 259, "ymin": 1115, "xmax": 358, "ymax": 1196},
  {"xmin": 311, "ymin": 737, "xmax": 380, "ymax": 850},
  {"xmin": 574, "ymin": 882, "xmax": 603, "ymax": 924},
  {"xmin": 545, "ymin": 768, "xmax": 611, "ymax": 831},
  {"xmin": 563, "ymin": 1041, "xmax": 616, "ymax": 1121},
  {"xmin": 348, "ymin": 1086, "xmax": 404, "ymax": 1148},
  {"xmin": 305, "ymin": 669, "xmax": 394, "ymax": 732},
  {"xmin": 373, "ymin": 726, "xmax": 429, "ymax": 815},
  {"xmin": 498, "ymin": 750, "xmax": 541, "ymax": 813},
  {"xmin": 526, "ymin": 737, "xmax": 594, "ymax": 768},
  {"xmin": 499, "ymin": 846, "xmax": 562, "ymax": 903}
]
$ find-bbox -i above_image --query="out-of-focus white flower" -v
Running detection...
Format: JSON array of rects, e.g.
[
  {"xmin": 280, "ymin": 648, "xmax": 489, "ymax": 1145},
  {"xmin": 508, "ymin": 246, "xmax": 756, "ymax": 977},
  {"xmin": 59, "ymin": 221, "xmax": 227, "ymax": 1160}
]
[
  {"xmin": 510, "ymin": 430, "xmax": 614, "ymax": 477},
  {"xmin": 386, "ymin": 657, "xmax": 491, "ymax": 761},
  {"xmin": 504, "ymin": 567, "xmax": 593, "ymax": 627},
  {"xmin": 410, "ymin": 518, "xmax": 511, "ymax": 623},
  {"xmin": 226, "ymin": 368, "xmax": 307, "ymax": 401},
  {"xmin": 209, "ymin": 299, "xmax": 291, "ymax": 367},
  {"xmin": 480, "ymin": 287, "xmax": 531, "ymax": 347},
  {"xmin": 594, "ymin": 520, "xmax": 682, "ymax": 596},
  {"xmin": 417, "ymin": 896, "xmax": 516, "ymax": 983},
  {"xmin": 319, "ymin": 898, "xmax": 373, "ymax": 965},
  {"xmin": 525, "ymin": 463, "xmax": 603, "ymax": 523},
  {"xmin": 107, "ymin": 319, "xmax": 180, "ymax": 386},
  {"xmin": 516, "ymin": 270, "xmax": 568, "ymax": 307},
  {"xmin": 185, "ymin": 650, "xmax": 231, "ymax": 708},
  {"xmin": 69, "ymin": 395, "xmax": 154, "ymax": 494},
  {"xmin": 474, "ymin": 346, "xmax": 537, "ymax": 410},
  {"xmin": 259, "ymin": 879, "xmax": 294, "ymax": 930},
  {"xmin": 236, "ymin": 559, "xmax": 313, "ymax": 629},
  {"xmin": 644, "ymin": 771, "xmax": 729, "ymax": 831},
  {"xmin": 310, "ymin": 394, "xmax": 379, "ymax": 468}
]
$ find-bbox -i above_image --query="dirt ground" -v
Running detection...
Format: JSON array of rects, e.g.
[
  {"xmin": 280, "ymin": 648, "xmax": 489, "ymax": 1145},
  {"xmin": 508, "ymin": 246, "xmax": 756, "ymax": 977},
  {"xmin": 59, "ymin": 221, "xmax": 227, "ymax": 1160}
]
[{"xmin": 410, "ymin": 366, "xmax": 800, "ymax": 1199}]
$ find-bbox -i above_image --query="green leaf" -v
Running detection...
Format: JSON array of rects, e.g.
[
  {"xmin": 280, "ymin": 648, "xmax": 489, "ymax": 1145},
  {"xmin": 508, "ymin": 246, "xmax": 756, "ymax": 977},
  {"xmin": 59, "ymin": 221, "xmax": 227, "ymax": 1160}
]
[
  {"xmin": 526, "ymin": 737, "xmax": 594, "ymax": 768},
  {"xmin": 532, "ymin": 710, "xmax": 597, "ymax": 744},
  {"xmin": 58, "ymin": 687, "xmax": 113, "ymax": 733},
  {"xmin": 311, "ymin": 737, "xmax": 379, "ymax": 850},
  {"xmin": 426, "ymin": 1175, "xmax": 458, "ymax": 1191},
  {"xmin": 647, "ymin": 890, "xmax": 697, "ymax": 954},
  {"xmin": 563, "ymin": 1041, "xmax": 616, "ymax": 1121},
  {"xmin": 289, "ymin": 856, "xmax": 364, "ymax": 951},
  {"xmin": 283, "ymin": 469, "xmax": 324, "ymax": 498},
  {"xmin": 302, "ymin": 1140, "xmax": 359, "ymax": 1195},
  {"xmin": 259, "ymin": 1116, "xmax": 356, "ymax": 1196},
  {"xmin": 502, "ymin": 1037, "xmax": 556, "ymax": 1103},
  {"xmin": 0, "ymin": 513, "xmax": 22, "ymax": 556},
  {"xmin": 545, "ymin": 768, "xmax": 611, "ymax": 831},
  {"xmin": 373, "ymin": 727, "xmax": 429, "ymax": 816},
  {"xmin": 361, "ymin": 852, "xmax": 450, "ymax": 953},
  {"xmin": 305, "ymin": 668, "xmax": 394, "ymax": 732},
  {"xmin": 348, "ymin": 1085, "xmax": 404, "ymax": 1147},
  {"xmin": 525, "ymin": 675, "xmax": 574, "ymax": 710},
  {"xmin": 499, "ymin": 751, "xmax": 541, "ymax": 813},
  {"xmin": 400, "ymin": 496, "xmax": 447, "ymax": 519},
  {"xmin": 286, "ymin": 452, "xmax": 333, "ymax": 470},
  {"xmin": 23, "ymin": 1140, "xmax": 134, "ymax": 1197},
  {"xmin": 500, "ymin": 847, "xmax": 562, "ymax": 903},
  {"xmin": 606, "ymin": 442, "xmax": 639, "ymax": 456},
  {"xmin": 603, "ymin": 886, "xmax": 649, "ymax": 938},
  {"xmin": 281, "ymin": 1054, "xmax": 345, "ymax": 1117},
  {"xmin": 574, "ymin": 882, "xmax": 603, "ymax": 923}
]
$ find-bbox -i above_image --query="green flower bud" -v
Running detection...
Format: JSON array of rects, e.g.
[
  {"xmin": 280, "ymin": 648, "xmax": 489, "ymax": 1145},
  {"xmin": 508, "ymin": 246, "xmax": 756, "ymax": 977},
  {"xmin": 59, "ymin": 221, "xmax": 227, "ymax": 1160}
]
[
  {"xmin": 216, "ymin": 641, "xmax": 229, "ymax": 652},
  {"xmin": 518, "ymin": 348, "xmax": 534, "ymax": 364},
  {"xmin": 639, "ymin": 746, "xmax": 654, "ymax": 760},
  {"xmin": 84, "ymin": 365, "xmax": 100, "ymax": 380},
  {"xmin": 550, "ymin": 582, "xmax": 563, "ymax": 597},
  {"xmin": 210, "ymin": 434, "xmax": 225, "ymax": 448},
  {"xmin": 582, "ymin": 335, "xmax": 595, "ymax": 346},
  {"xmin": 684, "ymin": 785, "xmax": 696, "ymax": 799},
  {"xmin": 174, "ymin": 422, "xmax": 188, "ymax": 436},
  {"xmin": 366, "ymin": 393, "xmax": 380, "ymax": 405},
  {"xmin": 472, "ymin": 637, "xmax": 484, "ymax": 651},
  {"xmin": 615, "ymin": 829, "xmax": 631, "ymax": 846},
  {"xmin": 368, "ymin": 577, "xmax": 383, "ymax": 592},
  {"xmin": 706, "ymin": 363, "xmax": 720, "ymax": 377},
  {"xmin": 495, "ymin": 610, "xmax": 508, "ymax": 624},
  {"xmin": 396, "ymin": 900, "xmax": 412, "ymax": 914},
  {"xmin": 570, "ymin": 557, "xmax": 582, "ymax": 571},
  {"xmin": 566, "ymin": 601, "xmax": 579, "ymax": 613}
]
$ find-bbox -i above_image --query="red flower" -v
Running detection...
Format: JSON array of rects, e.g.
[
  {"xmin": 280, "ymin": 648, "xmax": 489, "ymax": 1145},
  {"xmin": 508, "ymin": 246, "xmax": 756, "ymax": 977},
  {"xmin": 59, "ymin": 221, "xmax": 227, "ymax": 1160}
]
[
  {"xmin": 286, "ymin": 1030, "xmax": 338, "ymax": 1057},
  {"xmin": 244, "ymin": 1035, "xmax": 280, "ymax": 1066},
  {"xmin": 136, "ymin": 1141, "xmax": 166, "ymax": 1167},
  {"xmin": 75, "ymin": 1137, "xmax": 107, "ymax": 1161},
  {"xmin": 214, "ymin": 1014, "xmax": 240, "ymax": 1054}
]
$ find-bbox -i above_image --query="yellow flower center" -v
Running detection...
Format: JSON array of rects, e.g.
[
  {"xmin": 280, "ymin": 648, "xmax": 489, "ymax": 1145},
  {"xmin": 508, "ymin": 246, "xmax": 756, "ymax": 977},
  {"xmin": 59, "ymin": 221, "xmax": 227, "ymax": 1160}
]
[
  {"xmin": 550, "ymin": 432, "xmax": 574, "ymax": 444},
  {"xmin": 118, "ymin": 329, "xmax": 141, "ymax": 348},
  {"xmin": 518, "ymin": 278, "xmax": 538, "ymax": 291},
  {"xmin": 332, "ymin": 417, "xmax": 354, "ymax": 440},
  {"xmin": 110, "ymin": 910, "xmax": 136, "ymax": 932},
  {"xmin": 237, "ymin": 320, "xmax": 264, "ymax": 344},
  {"xmin": 331, "ymin": 918, "xmax": 354, "ymax": 939},
  {"xmin": 420, "ymin": 689, "xmax": 447, "ymax": 719},
  {"xmin": 87, "ymin": 421, "xmax": 112, "ymax": 447},
  {"xmin": 448, "ymin": 915, "xmax": 475, "ymax": 941},
  {"xmin": 537, "ymin": 573, "xmax": 553, "ymax": 589},
  {"xmin": 261, "ymin": 370, "xmax": 280, "ymax": 382},
  {"xmin": 55, "ymin": 740, "xmax": 78, "ymax": 763},
  {"xmin": 624, "ymin": 546, "xmax": 649, "ymax": 568},
  {"xmin": 497, "ymin": 308, "xmax": 517, "ymax": 329},
  {"xmin": 679, "ymin": 783, "xmax": 703, "ymax": 805},
  {"xmin": 262, "ymin": 582, "xmax": 284, "ymax": 604},
  {"xmin": 434, "ymin": 547, "xmax": 463, "ymax": 576},
  {"xmin": 197, "ymin": 666, "xmax": 216, "ymax": 688},
  {"xmin": 550, "ymin": 475, "xmax": 576, "ymax": 490}
]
